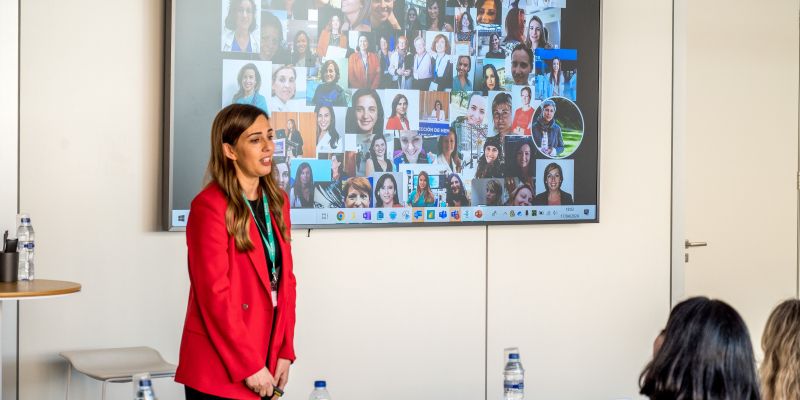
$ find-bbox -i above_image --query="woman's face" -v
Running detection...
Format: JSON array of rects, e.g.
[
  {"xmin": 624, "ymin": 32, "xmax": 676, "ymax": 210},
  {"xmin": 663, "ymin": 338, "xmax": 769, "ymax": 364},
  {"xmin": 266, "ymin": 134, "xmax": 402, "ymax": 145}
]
[
  {"xmin": 277, "ymin": 163, "xmax": 290, "ymax": 189},
  {"xmin": 285, "ymin": 0, "xmax": 295, "ymax": 11},
  {"xmin": 486, "ymin": 185, "xmax": 498, "ymax": 204},
  {"xmin": 373, "ymin": 138, "xmax": 386, "ymax": 158},
  {"xmin": 325, "ymin": 63, "xmax": 337, "ymax": 83},
  {"xmin": 449, "ymin": 176, "xmax": 462, "ymax": 193},
  {"xmin": 418, "ymin": 174, "xmax": 428, "ymax": 189},
  {"xmin": 511, "ymin": 50, "xmax": 532, "ymax": 84},
  {"xmin": 542, "ymin": 104, "xmax": 555, "ymax": 122},
  {"xmin": 442, "ymin": 131, "xmax": 455, "ymax": 154},
  {"xmin": 331, "ymin": 15, "xmax": 341, "ymax": 31},
  {"xmin": 295, "ymin": 34, "xmax": 308, "ymax": 55},
  {"xmin": 457, "ymin": 57, "xmax": 470, "ymax": 78},
  {"xmin": 490, "ymin": 34, "xmax": 500, "ymax": 50},
  {"xmin": 355, "ymin": 95, "xmax": 378, "ymax": 133},
  {"xmin": 235, "ymin": 0, "xmax": 254, "ymax": 31},
  {"xmin": 395, "ymin": 97, "xmax": 408, "ymax": 116},
  {"xmin": 317, "ymin": 107, "xmax": 332, "ymax": 131},
  {"xmin": 435, "ymin": 101, "xmax": 442, "ymax": 110},
  {"xmin": 461, "ymin": 14, "xmax": 470, "ymax": 30},
  {"xmin": 552, "ymin": 58, "xmax": 561, "ymax": 72},
  {"xmin": 372, "ymin": 0, "xmax": 394, "ymax": 22},
  {"xmin": 467, "ymin": 95, "xmax": 486, "ymax": 126},
  {"xmin": 528, "ymin": 19, "xmax": 542, "ymax": 44},
  {"xmin": 427, "ymin": 2, "xmax": 440, "ymax": 21},
  {"xmin": 513, "ymin": 187, "xmax": 533, "ymax": 206},
  {"xmin": 516, "ymin": 143, "xmax": 531, "ymax": 169},
  {"xmin": 484, "ymin": 145, "xmax": 498, "ymax": 163},
  {"xmin": 241, "ymin": 68, "xmax": 257, "ymax": 93},
  {"xmin": 260, "ymin": 26, "xmax": 280, "ymax": 60},
  {"xmin": 273, "ymin": 68, "xmax": 296, "ymax": 102},
  {"xmin": 521, "ymin": 89, "xmax": 530, "ymax": 105},
  {"xmin": 300, "ymin": 166, "xmax": 311, "ymax": 184},
  {"xmin": 408, "ymin": 8, "xmax": 417, "ymax": 21},
  {"xmin": 379, "ymin": 178, "xmax": 396, "ymax": 205},
  {"xmin": 345, "ymin": 187, "xmax": 370, "ymax": 207},
  {"xmin": 227, "ymin": 115, "xmax": 275, "ymax": 178},
  {"xmin": 485, "ymin": 68, "xmax": 497, "ymax": 90},
  {"xmin": 400, "ymin": 130, "xmax": 423, "ymax": 160},
  {"xmin": 546, "ymin": 167, "xmax": 563, "ymax": 191},
  {"xmin": 358, "ymin": 36, "xmax": 369, "ymax": 51},
  {"xmin": 380, "ymin": 37, "xmax": 388, "ymax": 51},
  {"xmin": 477, "ymin": 0, "xmax": 497, "ymax": 24},
  {"xmin": 435, "ymin": 37, "xmax": 446, "ymax": 53}
]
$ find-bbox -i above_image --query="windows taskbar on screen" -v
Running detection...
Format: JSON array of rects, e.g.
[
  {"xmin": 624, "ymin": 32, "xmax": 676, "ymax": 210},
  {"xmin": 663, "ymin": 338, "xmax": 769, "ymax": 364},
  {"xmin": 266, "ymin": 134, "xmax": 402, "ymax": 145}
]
[{"xmin": 171, "ymin": 206, "xmax": 597, "ymax": 229}]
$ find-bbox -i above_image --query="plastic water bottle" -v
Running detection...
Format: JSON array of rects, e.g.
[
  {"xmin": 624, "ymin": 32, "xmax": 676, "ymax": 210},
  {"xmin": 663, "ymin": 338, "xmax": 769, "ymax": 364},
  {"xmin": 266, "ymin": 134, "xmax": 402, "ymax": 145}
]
[
  {"xmin": 503, "ymin": 350, "xmax": 525, "ymax": 400},
  {"xmin": 16, "ymin": 215, "xmax": 34, "ymax": 281},
  {"xmin": 309, "ymin": 380, "xmax": 331, "ymax": 400},
  {"xmin": 134, "ymin": 377, "xmax": 157, "ymax": 400}
]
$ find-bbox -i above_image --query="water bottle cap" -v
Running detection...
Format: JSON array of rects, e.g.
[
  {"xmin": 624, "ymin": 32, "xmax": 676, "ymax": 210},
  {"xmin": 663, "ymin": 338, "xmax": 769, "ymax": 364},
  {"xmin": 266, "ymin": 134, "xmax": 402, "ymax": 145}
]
[
  {"xmin": 509, "ymin": 353, "xmax": 520, "ymax": 360},
  {"xmin": 314, "ymin": 380, "xmax": 326, "ymax": 388}
]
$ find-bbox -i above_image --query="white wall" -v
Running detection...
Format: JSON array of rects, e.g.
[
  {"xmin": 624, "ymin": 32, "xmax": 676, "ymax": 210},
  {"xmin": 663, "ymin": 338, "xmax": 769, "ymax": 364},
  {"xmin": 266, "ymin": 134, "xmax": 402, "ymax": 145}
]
[{"xmin": 18, "ymin": 1, "xmax": 671, "ymax": 400}]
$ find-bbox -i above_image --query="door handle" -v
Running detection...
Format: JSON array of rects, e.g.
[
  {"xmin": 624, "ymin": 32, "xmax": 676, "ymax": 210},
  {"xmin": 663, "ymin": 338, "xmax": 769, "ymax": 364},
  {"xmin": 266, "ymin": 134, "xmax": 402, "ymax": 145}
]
[{"xmin": 685, "ymin": 240, "xmax": 708, "ymax": 249}]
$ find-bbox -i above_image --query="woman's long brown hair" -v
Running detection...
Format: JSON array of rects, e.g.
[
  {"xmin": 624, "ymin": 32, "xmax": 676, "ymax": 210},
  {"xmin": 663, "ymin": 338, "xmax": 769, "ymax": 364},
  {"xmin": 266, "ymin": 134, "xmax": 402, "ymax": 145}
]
[
  {"xmin": 206, "ymin": 104, "xmax": 289, "ymax": 251},
  {"xmin": 761, "ymin": 299, "xmax": 800, "ymax": 400}
]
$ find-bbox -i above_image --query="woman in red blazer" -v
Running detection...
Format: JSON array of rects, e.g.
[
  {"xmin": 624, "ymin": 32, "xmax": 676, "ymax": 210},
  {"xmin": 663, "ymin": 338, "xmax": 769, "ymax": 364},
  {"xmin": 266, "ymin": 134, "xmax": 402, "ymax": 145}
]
[
  {"xmin": 348, "ymin": 33, "xmax": 380, "ymax": 89},
  {"xmin": 176, "ymin": 104, "xmax": 297, "ymax": 399}
]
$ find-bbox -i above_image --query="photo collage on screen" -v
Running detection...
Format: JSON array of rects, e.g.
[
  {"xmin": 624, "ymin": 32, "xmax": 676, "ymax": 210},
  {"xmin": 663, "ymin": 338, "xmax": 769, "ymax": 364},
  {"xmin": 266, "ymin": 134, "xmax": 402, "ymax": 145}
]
[{"xmin": 217, "ymin": 0, "xmax": 591, "ymax": 225}]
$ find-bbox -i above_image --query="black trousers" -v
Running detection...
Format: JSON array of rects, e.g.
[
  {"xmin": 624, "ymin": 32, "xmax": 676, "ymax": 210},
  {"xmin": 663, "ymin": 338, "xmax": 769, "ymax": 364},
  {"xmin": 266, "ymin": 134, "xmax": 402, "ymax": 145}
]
[{"xmin": 185, "ymin": 385, "xmax": 273, "ymax": 400}]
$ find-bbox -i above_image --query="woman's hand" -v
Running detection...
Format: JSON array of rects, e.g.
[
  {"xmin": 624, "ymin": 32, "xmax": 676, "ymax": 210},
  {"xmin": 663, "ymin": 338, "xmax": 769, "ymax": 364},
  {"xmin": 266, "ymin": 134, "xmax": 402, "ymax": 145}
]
[
  {"xmin": 274, "ymin": 358, "xmax": 292, "ymax": 389},
  {"xmin": 245, "ymin": 367, "xmax": 276, "ymax": 398}
]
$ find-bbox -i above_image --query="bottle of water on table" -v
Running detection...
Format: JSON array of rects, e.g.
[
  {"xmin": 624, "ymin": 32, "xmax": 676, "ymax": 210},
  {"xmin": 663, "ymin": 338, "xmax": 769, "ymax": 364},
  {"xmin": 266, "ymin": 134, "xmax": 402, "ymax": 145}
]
[
  {"xmin": 504, "ymin": 350, "xmax": 525, "ymax": 400},
  {"xmin": 16, "ymin": 215, "xmax": 34, "ymax": 281},
  {"xmin": 309, "ymin": 380, "xmax": 331, "ymax": 400},
  {"xmin": 134, "ymin": 376, "xmax": 157, "ymax": 400}
]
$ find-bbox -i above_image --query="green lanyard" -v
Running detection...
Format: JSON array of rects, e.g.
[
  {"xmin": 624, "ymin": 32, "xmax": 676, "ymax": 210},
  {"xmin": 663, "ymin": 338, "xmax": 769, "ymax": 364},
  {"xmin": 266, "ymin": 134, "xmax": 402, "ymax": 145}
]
[{"xmin": 243, "ymin": 193, "xmax": 277, "ymax": 277}]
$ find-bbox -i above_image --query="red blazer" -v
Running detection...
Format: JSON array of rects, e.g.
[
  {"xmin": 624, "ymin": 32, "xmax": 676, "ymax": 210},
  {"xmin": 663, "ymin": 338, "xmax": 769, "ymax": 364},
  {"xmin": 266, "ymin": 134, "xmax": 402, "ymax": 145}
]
[
  {"xmin": 175, "ymin": 183, "xmax": 297, "ymax": 399},
  {"xmin": 348, "ymin": 51, "xmax": 380, "ymax": 89}
]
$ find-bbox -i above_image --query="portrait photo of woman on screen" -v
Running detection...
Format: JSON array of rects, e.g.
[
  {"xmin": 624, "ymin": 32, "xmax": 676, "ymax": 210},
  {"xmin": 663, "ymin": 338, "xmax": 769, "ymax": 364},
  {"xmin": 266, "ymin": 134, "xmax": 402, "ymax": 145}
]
[
  {"xmin": 260, "ymin": 10, "xmax": 290, "ymax": 63},
  {"xmin": 348, "ymin": 34, "xmax": 381, "ymax": 89},
  {"xmin": 393, "ymin": 130, "xmax": 433, "ymax": 169},
  {"xmin": 314, "ymin": 105, "xmax": 343, "ymax": 154},
  {"xmin": 534, "ymin": 162, "xmax": 573, "ymax": 205},
  {"xmin": 341, "ymin": 0, "xmax": 371, "ymax": 31},
  {"xmin": 312, "ymin": 60, "xmax": 348, "ymax": 107},
  {"xmin": 317, "ymin": 12, "xmax": 348, "ymax": 57},
  {"xmin": 232, "ymin": 63, "xmax": 269, "ymax": 115},
  {"xmin": 290, "ymin": 162, "xmax": 315, "ymax": 208},
  {"xmin": 222, "ymin": 0, "xmax": 260, "ymax": 53},
  {"xmin": 408, "ymin": 171, "xmax": 437, "ymax": 207},
  {"xmin": 386, "ymin": 94, "xmax": 411, "ymax": 130},
  {"xmin": 507, "ymin": 183, "xmax": 534, "ymax": 206},
  {"xmin": 346, "ymin": 89, "xmax": 385, "ymax": 139},
  {"xmin": 365, "ymin": 133, "xmax": 393, "ymax": 174},
  {"xmin": 374, "ymin": 173, "xmax": 403, "ymax": 208},
  {"xmin": 446, "ymin": 173, "xmax": 470, "ymax": 207},
  {"xmin": 270, "ymin": 65, "xmax": 303, "ymax": 112},
  {"xmin": 474, "ymin": 135, "xmax": 503, "ymax": 179},
  {"xmin": 343, "ymin": 176, "xmax": 372, "ymax": 208},
  {"xmin": 436, "ymin": 128, "xmax": 462, "ymax": 173}
]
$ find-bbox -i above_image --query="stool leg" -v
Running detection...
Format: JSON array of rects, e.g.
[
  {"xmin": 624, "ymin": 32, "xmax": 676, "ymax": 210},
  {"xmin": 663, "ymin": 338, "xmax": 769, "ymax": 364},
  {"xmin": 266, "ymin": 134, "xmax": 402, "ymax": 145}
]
[
  {"xmin": 101, "ymin": 380, "xmax": 108, "ymax": 400},
  {"xmin": 64, "ymin": 366, "xmax": 71, "ymax": 400}
]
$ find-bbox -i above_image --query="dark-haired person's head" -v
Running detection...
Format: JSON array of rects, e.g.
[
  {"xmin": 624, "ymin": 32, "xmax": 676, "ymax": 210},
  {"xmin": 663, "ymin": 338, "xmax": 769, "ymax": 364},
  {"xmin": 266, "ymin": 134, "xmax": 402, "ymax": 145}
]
[
  {"xmin": 483, "ymin": 64, "xmax": 500, "ymax": 92},
  {"xmin": 294, "ymin": 30, "xmax": 310, "ymax": 56},
  {"xmin": 234, "ymin": 63, "xmax": 262, "ymax": 102},
  {"xmin": 543, "ymin": 162, "xmax": 563, "ymax": 194},
  {"xmin": 504, "ymin": 8, "xmax": 525, "ymax": 41},
  {"xmin": 346, "ymin": 89, "xmax": 384, "ymax": 135},
  {"xmin": 320, "ymin": 59, "xmax": 341, "ymax": 84},
  {"xmin": 293, "ymin": 162, "xmax": 314, "ymax": 190},
  {"xmin": 343, "ymin": 176, "xmax": 371, "ymax": 208},
  {"xmin": 761, "ymin": 298, "xmax": 800, "ymax": 400},
  {"xmin": 476, "ymin": 0, "xmax": 500, "ymax": 24},
  {"xmin": 375, "ymin": 173, "xmax": 400, "ymax": 207},
  {"xmin": 510, "ymin": 44, "xmax": 533, "ymax": 85},
  {"xmin": 459, "ymin": 11, "xmax": 474, "ymax": 32},
  {"xmin": 315, "ymin": 104, "xmax": 340, "ymax": 149},
  {"xmin": 260, "ymin": 11, "xmax": 284, "ymax": 61},
  {"xmin": 491, "ymin": 93, "xmax": 512, "ymax": 135},
  {"xmin": 226, "ymin": 0, "xmax": 258, "ymax": 33},
  {"xmin": 540, "ymin": 98, "xmax": 556, "ymax": 123},
  {"xmin": 482, "ymin": 134, "xmax": 502, "ymax": 164},
  {"xmin": 639, "ymin": 296, "xmax": 760, "ymax": 400},
  {"xmin": 370, "ymin": 133, "xmax": 389, "ymax": 161},
  {"xmin": 390, "ymin": 94, "xmax": 409, "ymax": 118}
]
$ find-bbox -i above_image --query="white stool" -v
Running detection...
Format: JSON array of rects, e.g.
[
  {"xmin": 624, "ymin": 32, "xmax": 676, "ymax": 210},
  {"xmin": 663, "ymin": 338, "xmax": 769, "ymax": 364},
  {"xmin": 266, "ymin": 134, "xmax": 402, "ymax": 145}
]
[{"xmin": 60, "ymin": 346, "xmax": 176, "ymax": 400}]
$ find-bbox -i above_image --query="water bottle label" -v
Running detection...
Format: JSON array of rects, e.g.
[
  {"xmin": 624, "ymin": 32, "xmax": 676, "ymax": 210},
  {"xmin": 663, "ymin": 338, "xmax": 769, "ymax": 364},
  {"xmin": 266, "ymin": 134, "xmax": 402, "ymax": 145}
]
[
  {"xmin": 504, "ymin": 382, "xmax": 524, "ymax": 390},
  {"xmin": 25, "ymin": 242, "xmax": 34, "ymax": 250}
]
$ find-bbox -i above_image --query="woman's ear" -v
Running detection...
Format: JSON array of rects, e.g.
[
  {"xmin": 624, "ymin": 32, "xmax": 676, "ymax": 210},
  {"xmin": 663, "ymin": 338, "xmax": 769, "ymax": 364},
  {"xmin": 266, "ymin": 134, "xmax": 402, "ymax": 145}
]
[{"xmin": 222, "ymin": 142, "xmax": 238, "ymax": 161}]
